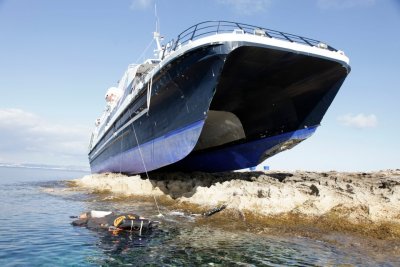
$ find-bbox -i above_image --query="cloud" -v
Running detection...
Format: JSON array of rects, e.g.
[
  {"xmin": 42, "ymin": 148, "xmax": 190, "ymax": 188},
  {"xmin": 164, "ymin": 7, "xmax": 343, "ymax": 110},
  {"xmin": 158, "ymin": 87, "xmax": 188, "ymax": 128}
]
[
  {"xmin": 218, "ymin": 0, "xmax": 271, "ymax": 15},
  {"xmin": 130, "ymin": 0, "xmax": 154, "ymax": 10},
  {"xmin": 317, "ymin": 0, "xmax": 375, "ymax": 9},
  {"xmin": 337, "ymin": 113, "xmax": 378, "ymax": 129},
  {"xmin": 0, "ymin": 108, "xmax": 91, "ymax": 164}
]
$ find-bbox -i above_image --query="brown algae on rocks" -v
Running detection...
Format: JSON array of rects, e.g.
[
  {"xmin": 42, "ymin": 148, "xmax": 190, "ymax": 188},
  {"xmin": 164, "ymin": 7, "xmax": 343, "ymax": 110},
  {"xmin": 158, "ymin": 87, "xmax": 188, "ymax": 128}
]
[{"xmin": 70, "ymin": 169, "xmax": 400, "ymax": 242}]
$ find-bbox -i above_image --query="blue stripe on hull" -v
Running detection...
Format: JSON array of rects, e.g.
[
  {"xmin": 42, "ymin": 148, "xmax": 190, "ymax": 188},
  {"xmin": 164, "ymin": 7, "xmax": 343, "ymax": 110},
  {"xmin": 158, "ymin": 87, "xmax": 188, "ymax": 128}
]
[
  {"xmin": 91, "ymin": 120, "xmax": 205, "ymax": 174},
  {"xmin": 172, "ymin": 126, "xmax": 318, "ymax": 173}
]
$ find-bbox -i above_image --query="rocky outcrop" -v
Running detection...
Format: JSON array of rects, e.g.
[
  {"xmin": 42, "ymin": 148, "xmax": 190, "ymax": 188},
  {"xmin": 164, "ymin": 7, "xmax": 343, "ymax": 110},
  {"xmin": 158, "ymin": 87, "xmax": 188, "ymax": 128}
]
[{"xmin": 73, "ymin": 170, "xmax": 400, "ymax": 225}]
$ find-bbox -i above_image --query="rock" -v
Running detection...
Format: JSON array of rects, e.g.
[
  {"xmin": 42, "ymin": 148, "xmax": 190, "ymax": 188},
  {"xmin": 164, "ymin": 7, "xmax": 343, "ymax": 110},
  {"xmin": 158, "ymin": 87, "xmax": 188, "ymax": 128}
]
[
  {"xmin": 310, "ymin": 184, "xmax": 320, "ymax": 196},
  {"xmin": 72, "ymin": 169, "xmax": 400, "ymax": 225}
]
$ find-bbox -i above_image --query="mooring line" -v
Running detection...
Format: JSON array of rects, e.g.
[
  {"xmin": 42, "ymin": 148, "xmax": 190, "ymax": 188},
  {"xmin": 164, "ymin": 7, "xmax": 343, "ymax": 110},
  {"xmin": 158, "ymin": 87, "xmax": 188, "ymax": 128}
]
[{"xmin": 132, "ymin": 124, "xmax": 163, "ymax": 217}]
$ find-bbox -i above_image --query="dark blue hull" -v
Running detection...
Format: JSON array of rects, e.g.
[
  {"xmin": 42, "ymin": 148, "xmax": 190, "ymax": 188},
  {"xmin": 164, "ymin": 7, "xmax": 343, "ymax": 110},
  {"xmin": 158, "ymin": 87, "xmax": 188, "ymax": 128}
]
[
  {"xmin": 89, "ymin": 41, "xmax": 349, "ymax": 174},
  {"xmin": 161, "ymin": 126, "xmax": 317, "ymax": 173}
]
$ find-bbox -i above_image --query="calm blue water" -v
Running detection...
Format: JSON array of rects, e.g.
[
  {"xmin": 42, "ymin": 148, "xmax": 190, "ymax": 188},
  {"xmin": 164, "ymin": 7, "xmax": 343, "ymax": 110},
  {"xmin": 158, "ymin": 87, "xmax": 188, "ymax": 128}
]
[{"xmin": 0, "ymin": 166, "xmax": 398, "ymax": 266}]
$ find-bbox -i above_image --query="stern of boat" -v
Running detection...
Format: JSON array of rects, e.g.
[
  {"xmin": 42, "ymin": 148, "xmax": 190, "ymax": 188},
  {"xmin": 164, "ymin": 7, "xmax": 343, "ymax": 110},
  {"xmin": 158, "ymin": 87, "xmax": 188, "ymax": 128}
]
[{"xmin": 166, "ymin": 44, "xmax": 350, "ymax": 172}]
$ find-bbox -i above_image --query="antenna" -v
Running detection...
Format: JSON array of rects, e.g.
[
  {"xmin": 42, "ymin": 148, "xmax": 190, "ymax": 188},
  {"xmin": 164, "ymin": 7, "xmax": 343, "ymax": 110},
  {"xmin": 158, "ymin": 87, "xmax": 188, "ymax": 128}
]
[
  {"xmin": 154, "ymin": 2, "xmax": 159, "ymax": 33},
  {"xmin": 153, "ymin": 1, "xmax": 163, "ymax": 59}
]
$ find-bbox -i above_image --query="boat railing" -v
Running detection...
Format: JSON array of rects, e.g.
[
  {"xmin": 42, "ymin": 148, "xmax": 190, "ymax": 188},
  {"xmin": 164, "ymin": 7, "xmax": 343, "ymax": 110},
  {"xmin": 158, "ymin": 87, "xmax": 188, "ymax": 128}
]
[{"xmin": 165, "ymin": 21, "xmax": 337, "ymax": 56}]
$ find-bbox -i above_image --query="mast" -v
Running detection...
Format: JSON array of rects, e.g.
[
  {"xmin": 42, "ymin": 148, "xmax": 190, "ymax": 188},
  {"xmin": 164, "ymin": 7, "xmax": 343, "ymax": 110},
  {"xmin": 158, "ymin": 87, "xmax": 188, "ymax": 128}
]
[
  {"xmin": 153, "ymin": 31, "xmax": 163, "ymax": 59},
  {"xmin": 153, "ymin": 2, "xmax": 163, "ymax": 59}
]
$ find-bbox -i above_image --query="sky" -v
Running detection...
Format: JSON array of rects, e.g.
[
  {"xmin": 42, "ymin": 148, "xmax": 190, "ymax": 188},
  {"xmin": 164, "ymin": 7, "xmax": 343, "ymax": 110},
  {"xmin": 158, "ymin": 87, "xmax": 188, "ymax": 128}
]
[{"xmin": 0, "ymin": 0, "xmax": 399, "ymax": 171}]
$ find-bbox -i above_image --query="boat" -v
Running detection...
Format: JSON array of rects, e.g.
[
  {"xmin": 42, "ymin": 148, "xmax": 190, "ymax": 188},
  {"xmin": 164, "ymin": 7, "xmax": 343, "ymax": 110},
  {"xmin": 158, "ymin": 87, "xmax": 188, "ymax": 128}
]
[{"xmin": 88, "ymin": 21, "xmax": 350, "ymax": 174}]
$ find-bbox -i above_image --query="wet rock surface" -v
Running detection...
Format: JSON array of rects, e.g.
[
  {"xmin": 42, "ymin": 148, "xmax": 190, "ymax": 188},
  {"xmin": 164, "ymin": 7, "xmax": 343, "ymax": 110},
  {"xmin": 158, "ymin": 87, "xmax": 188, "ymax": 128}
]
[{"xmin": 72, "ymin": 169, "xmax": 400, "ymax": 240}]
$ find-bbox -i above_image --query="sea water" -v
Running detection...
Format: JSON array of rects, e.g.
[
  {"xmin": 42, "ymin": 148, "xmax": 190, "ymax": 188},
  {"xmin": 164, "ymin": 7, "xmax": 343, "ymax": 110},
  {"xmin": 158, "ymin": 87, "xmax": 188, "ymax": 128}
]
[{"xmin": 0, "ymin": 166, "xmax": 398, "ymax": 266}]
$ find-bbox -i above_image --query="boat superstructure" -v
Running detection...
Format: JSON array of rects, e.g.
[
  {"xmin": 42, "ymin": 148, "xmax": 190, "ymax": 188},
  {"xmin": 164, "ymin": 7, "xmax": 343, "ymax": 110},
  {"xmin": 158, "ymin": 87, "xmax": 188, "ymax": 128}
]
[{"xmin": 88, "ymin": 21, "xmax": 350, "ymax": 174}]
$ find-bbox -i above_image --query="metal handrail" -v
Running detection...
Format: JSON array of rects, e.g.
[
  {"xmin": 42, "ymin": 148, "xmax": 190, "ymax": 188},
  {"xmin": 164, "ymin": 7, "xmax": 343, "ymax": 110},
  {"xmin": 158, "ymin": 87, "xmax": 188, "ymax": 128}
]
[{"xmin": 167, "ymin": 20, "xmax": 337, "ymax": 55}]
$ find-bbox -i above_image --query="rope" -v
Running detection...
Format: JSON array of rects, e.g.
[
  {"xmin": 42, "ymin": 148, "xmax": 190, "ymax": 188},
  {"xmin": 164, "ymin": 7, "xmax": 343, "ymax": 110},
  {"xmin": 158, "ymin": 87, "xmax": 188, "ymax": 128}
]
[
  {"xmin": 132, "ymin": 124, "xmax": 163, "ymax": 217},
  {"xmin": 135, "ymin": 38, "xmax": 155, "ymax": 63},
  {"xmin": 120, "ymin": 130, "xmax": 123, "ymax": 173}
]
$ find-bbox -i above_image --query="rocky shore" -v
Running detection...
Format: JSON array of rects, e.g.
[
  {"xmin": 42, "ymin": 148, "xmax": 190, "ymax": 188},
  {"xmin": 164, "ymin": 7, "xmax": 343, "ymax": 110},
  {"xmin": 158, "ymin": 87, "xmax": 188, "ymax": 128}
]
[{"xmin": 72, "ymin": 169, "xmax": 400, "ymax": 239}]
